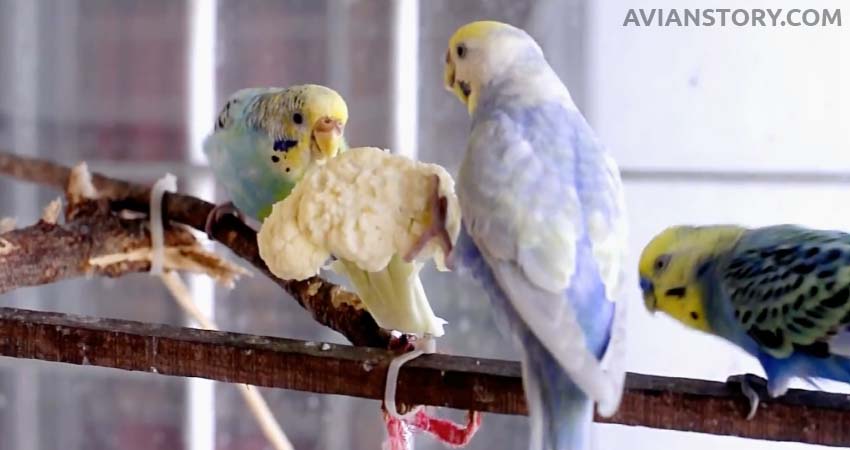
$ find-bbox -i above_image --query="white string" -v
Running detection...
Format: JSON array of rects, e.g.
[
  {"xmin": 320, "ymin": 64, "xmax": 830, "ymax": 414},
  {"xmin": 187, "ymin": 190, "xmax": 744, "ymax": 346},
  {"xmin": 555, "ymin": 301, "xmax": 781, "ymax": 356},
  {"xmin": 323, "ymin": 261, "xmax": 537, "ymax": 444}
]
[
  {"xmin": 384, "ymin": 334, "xmax": 436, "ymax": 420},
  {"xmin": 149, "ymin": 173, "xmax": 177, "ymax": 275}
]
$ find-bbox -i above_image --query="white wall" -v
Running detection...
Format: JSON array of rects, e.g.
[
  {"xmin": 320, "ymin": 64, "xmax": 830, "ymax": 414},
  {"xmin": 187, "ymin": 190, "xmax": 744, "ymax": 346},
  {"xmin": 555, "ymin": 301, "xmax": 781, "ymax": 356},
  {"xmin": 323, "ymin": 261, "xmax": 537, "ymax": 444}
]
[{"xmin": 589, "ymin": 0, "xmax": 848, "ymax": 173}]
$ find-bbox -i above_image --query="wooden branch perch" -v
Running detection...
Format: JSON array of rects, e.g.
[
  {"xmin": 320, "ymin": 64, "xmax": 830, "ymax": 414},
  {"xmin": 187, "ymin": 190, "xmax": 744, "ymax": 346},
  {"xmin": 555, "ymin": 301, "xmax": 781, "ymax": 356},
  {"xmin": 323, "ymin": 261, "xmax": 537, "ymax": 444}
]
[
  {"xmin": 0, "ymin": 163, "xmax": 245, "ymax": 292},
  {"xmin": 0, "ymin": 200, "xmax": 191, "ymax": 292},
  {"xmin": 0, "ymin": 306, "xmax": 847, "ymax": 447},
  {"xmin": 0, "ymin": 151, "xmax": 391, "ymax": 348}
]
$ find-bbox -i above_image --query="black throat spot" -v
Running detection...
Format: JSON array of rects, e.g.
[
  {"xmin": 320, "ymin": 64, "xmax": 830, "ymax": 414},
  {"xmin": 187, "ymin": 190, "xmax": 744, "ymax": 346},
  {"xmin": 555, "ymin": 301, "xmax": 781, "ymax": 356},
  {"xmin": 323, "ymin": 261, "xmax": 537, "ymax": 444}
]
[
  {"xmin": 273, "ymin": 139, "xmax": 299, "ymax": 152},
  {"xmin": 458, "ymin": 80, "xmax": 471, "ymax": 98},
  {"xmin": 665, "ymin": 286, "xmax": 687, "ymax": 298}
]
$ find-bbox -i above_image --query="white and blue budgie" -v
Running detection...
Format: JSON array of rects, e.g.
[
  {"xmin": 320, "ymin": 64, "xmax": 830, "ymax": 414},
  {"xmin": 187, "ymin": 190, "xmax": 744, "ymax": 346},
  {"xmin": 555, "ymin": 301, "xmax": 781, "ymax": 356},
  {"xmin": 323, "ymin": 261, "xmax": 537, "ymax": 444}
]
[{"xmin": 443, "ymin": 21, "xmax": 628, "ymax": 450}]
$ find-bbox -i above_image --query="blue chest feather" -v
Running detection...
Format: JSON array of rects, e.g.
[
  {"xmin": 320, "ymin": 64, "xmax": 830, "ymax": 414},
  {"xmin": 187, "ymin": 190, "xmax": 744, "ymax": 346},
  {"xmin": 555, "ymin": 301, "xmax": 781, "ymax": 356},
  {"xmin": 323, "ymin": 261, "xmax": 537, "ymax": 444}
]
[{"xmin": 470, "ymin": 89, "xmax": 619, "ymax": 225}]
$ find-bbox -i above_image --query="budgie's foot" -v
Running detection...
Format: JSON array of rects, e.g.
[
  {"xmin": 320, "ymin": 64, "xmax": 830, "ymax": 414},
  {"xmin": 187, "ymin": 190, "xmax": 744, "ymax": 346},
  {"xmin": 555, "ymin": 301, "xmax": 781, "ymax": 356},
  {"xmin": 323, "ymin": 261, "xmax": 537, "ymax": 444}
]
[
  {"xmin": 388, "ymin": 334, "xmax": 417, "ymax": 353},
  {"xmin": 727, "ymin": 373, "xmax": 767, "ymax": 420},
  {"xmin": 404, "ymin": 175, "xmax": 454, "ymax": 269},
  {"xmin": 204, "ymin": 201, "xmax": 244, "ymax": 239}
]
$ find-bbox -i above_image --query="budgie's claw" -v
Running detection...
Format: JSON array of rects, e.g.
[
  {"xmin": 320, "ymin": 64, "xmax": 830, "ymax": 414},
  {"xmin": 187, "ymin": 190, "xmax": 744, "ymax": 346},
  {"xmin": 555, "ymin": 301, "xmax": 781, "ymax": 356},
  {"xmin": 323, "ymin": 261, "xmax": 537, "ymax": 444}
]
[
  {"xmin": 727, "ymin": 374, "xmax": 766, "ymax": 420},
  {"xmin": 404, "ymin": 175, "xmax": 454, "ymax": 268},
  {"xmin": 205, "ymin": 201, "xmax": 244, "ymax": 239},
  {"xmin": 388, "ymin": 334, "xmax": 417, "ymax": 353}
]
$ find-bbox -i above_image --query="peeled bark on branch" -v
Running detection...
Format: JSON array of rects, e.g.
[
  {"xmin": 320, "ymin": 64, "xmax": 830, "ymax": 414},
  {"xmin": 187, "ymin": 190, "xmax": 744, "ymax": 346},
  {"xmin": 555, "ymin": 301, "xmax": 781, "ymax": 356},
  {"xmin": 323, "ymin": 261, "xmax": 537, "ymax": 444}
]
[{"xmin": 0, "ymin": 162, "xmax": 245, "ymax": 292}]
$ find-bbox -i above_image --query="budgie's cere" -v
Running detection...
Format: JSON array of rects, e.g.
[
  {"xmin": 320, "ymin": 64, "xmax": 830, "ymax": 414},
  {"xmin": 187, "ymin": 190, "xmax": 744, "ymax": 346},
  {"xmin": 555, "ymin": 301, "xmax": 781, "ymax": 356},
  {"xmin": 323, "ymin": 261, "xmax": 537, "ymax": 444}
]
[
  {"xmin": 257, "ymin": 146, "xmax": 459, "ymax": 337},
  {"xmin": 203, "ymin": 84, "xmax": 348, "ymax": 222},
  {"xmin": 444, "ymin": 21, "xmax": 628, "ymax": 450},
  {"xmin": 639, "ymin": 224, "xmax": 850, "ymax": 414}
]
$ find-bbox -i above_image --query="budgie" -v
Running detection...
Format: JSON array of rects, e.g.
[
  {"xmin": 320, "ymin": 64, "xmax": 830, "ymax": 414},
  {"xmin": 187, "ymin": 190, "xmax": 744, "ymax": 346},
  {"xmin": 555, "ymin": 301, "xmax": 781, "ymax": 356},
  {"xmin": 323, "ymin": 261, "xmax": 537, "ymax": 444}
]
[
  {"xmin": 639, "ymin": 224, "xmax": 850, "ymax": 417},
  {"xmin": 443, "ymin": 21, "xmax": 628, "ymax": 450},
  {"xmin": 203, "ymin": 84, "xmax": 348, "ymax": 233}
]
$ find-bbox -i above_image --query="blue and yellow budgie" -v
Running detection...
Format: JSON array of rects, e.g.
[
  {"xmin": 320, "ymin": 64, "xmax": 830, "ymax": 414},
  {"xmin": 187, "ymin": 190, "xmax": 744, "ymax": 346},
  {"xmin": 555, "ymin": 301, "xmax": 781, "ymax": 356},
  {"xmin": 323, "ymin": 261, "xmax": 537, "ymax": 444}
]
[
  {"xmin": 640, "ymin": 224, "xmax": 850, "ymax": 417},
  {"xmin": 203, "ymin": 84, "xmax": 348, "ymax": 231},
  {"xmin": 443, "ymin": 21, "xmax": 628, "ymax": 450}
]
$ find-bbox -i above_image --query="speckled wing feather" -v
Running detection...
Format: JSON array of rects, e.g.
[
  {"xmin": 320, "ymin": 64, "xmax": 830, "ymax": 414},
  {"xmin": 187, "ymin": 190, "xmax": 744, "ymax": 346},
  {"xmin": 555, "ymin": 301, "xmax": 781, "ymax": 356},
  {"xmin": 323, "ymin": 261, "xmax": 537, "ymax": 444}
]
[{"xmin": 720, "ymin": 225, "xmax": 850, "ymax": 359}]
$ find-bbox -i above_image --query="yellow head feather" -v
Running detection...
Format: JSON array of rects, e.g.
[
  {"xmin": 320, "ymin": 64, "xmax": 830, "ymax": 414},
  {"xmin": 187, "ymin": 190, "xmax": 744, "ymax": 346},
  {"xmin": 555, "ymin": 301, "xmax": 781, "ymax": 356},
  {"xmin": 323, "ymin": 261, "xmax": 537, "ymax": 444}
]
[
  {"xmin": 248, "ymin": 84, "xmax": 348, "ymax": 178},
  {"xmin": 444, "ymin": 20, "xmax": 529, "ymax": 115},
  {"xmin": 638, "ymin": 225, "xmax": 746, "ymax": 333},
  {"xmin": 297, "ymin": 84, "xmax": 349, "ymax": 131},
  {"xmin": 449, "ymin": 20, "xmax": 512, "ymax": 45}
]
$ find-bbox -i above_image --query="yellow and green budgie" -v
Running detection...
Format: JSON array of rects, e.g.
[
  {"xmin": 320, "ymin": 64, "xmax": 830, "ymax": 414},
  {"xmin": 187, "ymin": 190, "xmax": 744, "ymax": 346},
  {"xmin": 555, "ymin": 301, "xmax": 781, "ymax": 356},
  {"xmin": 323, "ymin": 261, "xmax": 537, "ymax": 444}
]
[
  {"xmin": 203, "ymin": 84, "xmax": 348, "ymax": 231},
  {"xmin": 640, "ymin": 224, "xmax": 850, "ymax": 417},
  {"xmin": 443, "ymin": 21, "xmax": 628, "ymax": 450}
]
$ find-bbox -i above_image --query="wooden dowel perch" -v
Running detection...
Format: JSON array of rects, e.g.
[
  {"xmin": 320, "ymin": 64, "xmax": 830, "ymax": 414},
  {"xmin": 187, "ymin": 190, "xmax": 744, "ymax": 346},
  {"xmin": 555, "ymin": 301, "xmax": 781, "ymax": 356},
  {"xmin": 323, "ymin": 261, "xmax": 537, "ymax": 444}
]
[
  {"xmin": 1, "ymin": 150, "xmax": 850, "ymax": 448},
  {"xmin": 0, "ymin": 307, "xmax": 848, "ymax": 447}
]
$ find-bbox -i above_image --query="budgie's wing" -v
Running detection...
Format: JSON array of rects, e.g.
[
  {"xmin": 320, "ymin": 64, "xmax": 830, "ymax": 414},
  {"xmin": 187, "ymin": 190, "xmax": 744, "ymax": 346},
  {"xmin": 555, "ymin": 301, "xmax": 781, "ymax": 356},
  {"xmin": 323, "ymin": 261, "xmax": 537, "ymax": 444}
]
[
  {"xmin": 212, "ymin": 87, "xmax": 281, "ymax": 131},
  {"xmin": 721, "ymin": 225, "xmax": 850, "ymax": 359},
  {"xmin": 461, "ymin": 107, "xmax": 626, "ymax": 413},
  {"xmin": 591, "ymin": 151, "xmax": 629, "ymax": 416},
  {"xmin": 203, "ymin": 121, "xmax": 295, "ymax": 221}
]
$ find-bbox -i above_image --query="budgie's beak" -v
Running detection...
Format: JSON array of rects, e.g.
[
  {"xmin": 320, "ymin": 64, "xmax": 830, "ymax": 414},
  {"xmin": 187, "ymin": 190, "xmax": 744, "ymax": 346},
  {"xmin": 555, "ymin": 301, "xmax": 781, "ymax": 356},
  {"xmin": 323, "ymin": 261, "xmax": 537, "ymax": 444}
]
[
  {"xmin": 443, "ymin": 50, "xmax": 456, "ymax": 93},
  {"xmin": 443, "ymin": 51, "xmax": 473, "ymax": 114},
  {"xmin": 639, "ymin": 277, "xmax": 657, "ymax": 313},
  {"xmin": 311, "ymin": 116, "xmax": 344, "ymax": 160}
]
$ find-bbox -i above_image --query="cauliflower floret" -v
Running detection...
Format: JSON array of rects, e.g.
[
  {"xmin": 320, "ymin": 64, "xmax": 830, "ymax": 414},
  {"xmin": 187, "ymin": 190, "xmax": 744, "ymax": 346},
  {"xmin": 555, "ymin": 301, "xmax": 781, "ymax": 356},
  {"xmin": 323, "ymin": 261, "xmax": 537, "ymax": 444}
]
[
  {"xmin": 259, "ymin": 147, "xmax": 459, "ymax": 279},
  {"xmin": 257, "ymin": 147, "xmax": 460, "ymax": 336},
  {"xmin": 256, "ymin": 188, "xmax": 331, "ymax": 280}
]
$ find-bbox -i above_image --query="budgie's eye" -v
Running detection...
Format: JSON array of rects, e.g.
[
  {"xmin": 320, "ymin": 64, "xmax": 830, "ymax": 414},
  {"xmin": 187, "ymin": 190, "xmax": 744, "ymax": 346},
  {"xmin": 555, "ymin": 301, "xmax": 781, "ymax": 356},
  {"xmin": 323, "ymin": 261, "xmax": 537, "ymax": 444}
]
[
  {"xmin": 456, "ymin": 43, "xmax": 466, "ymax": 59},
  {"xmin": 292, "ymin": 113, "xmax": 303, "ymax": 125},
  {"xmin": 654, "ymin": 254, "xmax": 671, "ymax": 273}
]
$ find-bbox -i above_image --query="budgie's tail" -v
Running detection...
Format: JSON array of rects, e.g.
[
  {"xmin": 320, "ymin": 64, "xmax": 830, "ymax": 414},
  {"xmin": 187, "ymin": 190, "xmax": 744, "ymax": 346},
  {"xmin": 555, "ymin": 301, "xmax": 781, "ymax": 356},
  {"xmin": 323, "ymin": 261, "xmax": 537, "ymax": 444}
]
[
  {"xmin": 331, "ymin": 254, "xmax": 446, "ymax": 336},
  {"xmin": 523, "ymin": 341, "xmax": 593, "ymax": 450}
]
